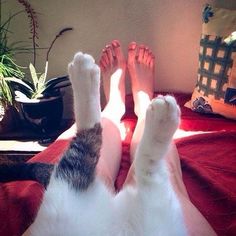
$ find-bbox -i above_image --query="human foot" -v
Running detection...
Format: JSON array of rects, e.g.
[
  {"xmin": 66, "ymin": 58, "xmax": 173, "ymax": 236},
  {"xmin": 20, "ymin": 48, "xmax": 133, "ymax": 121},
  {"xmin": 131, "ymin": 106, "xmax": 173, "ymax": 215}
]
[
  {"xmin": 68, "ymin": 52, "xmax": 101, "ymax": 130},
  {"xmin": 128, "ymin": 42, "xmax": 155, "ymax": 117},
  {"xmin": 99, "ymin": 40, "xmax": 126, "ymax": 119}
]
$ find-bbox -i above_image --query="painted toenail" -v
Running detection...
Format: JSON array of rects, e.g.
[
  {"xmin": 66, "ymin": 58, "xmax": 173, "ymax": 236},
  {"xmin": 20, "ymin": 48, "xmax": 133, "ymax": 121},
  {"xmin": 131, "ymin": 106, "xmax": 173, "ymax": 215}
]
[
  {"xmin": 112, "ymin": 40, "xmax": 120, "ymax": 48},
  {"xmin": 128, "ymin": 42, "xmax": 137, "ymax": 50}
]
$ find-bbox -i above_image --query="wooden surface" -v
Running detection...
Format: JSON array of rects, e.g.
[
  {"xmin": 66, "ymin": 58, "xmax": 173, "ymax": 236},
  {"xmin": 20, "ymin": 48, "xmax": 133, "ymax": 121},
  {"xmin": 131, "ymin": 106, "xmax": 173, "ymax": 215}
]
[
  {"xmin": 0, "ymin": 119, "xmax": 73, "ymax": 162},
  {"xmin": 0, "ymin": 119, "xmax": 73, "ymax": 141},
  {"xmin": 0, "ymin": 140, "xmax": 47, "ymax": 152}
]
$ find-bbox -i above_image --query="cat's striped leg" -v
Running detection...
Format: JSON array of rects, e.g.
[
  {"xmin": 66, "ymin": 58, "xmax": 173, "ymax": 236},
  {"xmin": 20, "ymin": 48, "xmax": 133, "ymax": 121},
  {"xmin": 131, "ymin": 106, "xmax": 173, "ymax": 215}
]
[
  {"xmin": 27, "ymin": 54, "xmax": 106, "ymax": 235},
  {"xmin": 54, "ymin": 52, "xmax": 102, "ymax": 191}
]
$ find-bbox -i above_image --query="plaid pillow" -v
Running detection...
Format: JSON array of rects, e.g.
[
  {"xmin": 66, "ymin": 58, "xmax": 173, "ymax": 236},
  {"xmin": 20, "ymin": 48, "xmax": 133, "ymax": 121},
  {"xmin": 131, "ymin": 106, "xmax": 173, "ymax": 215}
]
[{"xmin": 186, "ymin": 4, "xmax": 236, "ymax": 120}]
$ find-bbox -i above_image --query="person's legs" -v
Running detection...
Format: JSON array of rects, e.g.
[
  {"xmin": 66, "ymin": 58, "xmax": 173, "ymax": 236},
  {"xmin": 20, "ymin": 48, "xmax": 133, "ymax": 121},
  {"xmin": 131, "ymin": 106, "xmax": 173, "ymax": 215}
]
[
  {"xmin": 166, "ymin": 145, "xmax": 217, "ymax": 235},
  {"xmin": 124, "ymin": 42, "xmax": 216, "ymax": 235},
  {"xmin": 97, "ymin": 40, "xmax": 126, "ymax": 191},
  {"xmin": 128, "ymin": 42, "xmax": 155, "ymax": 161},
  {"xmin": 124, "ymin": 42, "xmax": 155, "ymax": 185}
]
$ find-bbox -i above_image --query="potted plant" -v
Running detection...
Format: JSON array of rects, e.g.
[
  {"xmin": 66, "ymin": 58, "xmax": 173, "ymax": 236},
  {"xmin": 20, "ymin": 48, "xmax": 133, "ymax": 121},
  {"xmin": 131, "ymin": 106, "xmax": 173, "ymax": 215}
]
[
  {"xmin": 0, "ymin": 77, "xmax": 20, "ymax": 133},
  {"xmin": 0, "ymin": 3, "xmax": 28, "ymax": 133},
  {"xmin": 5, "ymin": 0, "xmax": 73, "ymax": 133},
  {"xmin": 6, "ymin": 28, "xmax": 72, "ymax": 133}
]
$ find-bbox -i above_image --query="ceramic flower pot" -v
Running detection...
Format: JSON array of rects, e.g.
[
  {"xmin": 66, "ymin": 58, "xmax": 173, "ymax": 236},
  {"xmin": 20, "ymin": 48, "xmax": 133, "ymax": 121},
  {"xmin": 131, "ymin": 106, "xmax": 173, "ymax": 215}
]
[
  {"xmin": 0, "ymin": 104, "xmax": 19, "ymax": 133},
  {"xmin": 16, "ymin": 95, "xmax": 63, "ymax": 133}
]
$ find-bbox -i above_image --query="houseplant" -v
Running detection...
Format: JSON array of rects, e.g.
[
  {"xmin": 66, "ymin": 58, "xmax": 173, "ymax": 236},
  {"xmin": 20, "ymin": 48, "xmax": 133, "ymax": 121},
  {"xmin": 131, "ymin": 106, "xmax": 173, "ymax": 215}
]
[
  {"xmin": 6, "ymin": 27, "xmax": 72, "ymax": 133},
  {"xmin": 5, "ymin": 0, "xmax": 73, "ymax": 133},
  {"xmin": 0, "ymin": 3, "xmax": 28, "ymax": 133}
]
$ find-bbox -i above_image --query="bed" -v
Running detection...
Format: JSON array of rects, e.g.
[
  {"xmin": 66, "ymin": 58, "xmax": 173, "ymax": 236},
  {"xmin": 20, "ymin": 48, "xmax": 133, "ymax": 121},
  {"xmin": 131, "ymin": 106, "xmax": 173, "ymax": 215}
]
[{"xmin": 0, "ymin": 93, "xmax": 236, "ymax": 236}]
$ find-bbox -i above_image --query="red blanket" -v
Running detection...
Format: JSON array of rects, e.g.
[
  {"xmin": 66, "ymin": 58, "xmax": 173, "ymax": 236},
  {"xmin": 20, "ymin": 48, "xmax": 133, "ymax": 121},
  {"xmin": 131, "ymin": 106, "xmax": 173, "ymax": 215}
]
[
  {"xmin": 0, "ymin": 93, "xmax": 236, "ymax": 236},
  {"xmin": 176, "ymin": 131, "xmax": 236, "ymax": 236}
]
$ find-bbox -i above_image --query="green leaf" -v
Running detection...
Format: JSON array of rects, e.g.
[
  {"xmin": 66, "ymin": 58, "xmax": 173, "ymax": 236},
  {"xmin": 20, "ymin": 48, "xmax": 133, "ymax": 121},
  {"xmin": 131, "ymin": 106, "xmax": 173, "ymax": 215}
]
[
  {"xmin": 44, "ymin": 76, "xmax": 71, "ymax": 95},
  {"xmin": 5, "ymin": 77, "xmax": 33, "ymax": 91},
  {"xmin": 38, "ymin": 72, "xmax": 46, "ymax": 89},
  {"xmin": 35, "ymin": 72, "xmax": 46, "ymax": 97},
  {"xmin": 0, "ymin": 55, "xmax": 24, "ymax": 79},
  {"xmin": 0, "ymin": 76, "xmax": 13, "ymax": 105},
  {"xmin": 29, "ymin": 63, "xmax": 39, "ymax": 91}
]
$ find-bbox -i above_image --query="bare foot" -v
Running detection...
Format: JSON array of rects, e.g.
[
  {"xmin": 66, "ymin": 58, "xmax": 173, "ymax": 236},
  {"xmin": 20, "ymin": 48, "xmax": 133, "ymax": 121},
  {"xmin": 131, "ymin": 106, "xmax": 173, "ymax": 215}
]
[
  {"xmin": 127, "ymin": 42, "xmax": 155, "ymax": 117},
  {"xmin": 99, "ymin": 40, "xmax": 126, "ymax": 120}
]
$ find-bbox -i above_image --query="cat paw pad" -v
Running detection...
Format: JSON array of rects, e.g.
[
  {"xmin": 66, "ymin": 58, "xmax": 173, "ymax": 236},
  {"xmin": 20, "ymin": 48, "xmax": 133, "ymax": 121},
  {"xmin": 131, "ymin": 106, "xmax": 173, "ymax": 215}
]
[{"xmin": 145, "ymin": 95, "xmax": 180, "ymax": 142}]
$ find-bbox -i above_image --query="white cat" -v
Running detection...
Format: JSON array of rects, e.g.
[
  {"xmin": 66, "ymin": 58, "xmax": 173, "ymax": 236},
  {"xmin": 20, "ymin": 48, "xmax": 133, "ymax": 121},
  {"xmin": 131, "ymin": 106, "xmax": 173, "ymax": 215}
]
[{"xmin": 25, "ymin": 52, "xmax": 187, "ymax": 236}]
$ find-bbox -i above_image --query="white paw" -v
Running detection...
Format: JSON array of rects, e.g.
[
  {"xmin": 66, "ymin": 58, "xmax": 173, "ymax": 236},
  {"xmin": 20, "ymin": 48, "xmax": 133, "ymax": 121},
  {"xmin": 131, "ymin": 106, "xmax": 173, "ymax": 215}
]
[
  {"xmin": 68, "ymin": 52, "xmax": 101, "ymax": 129},
  {"xmin": 145, "ymin": 95, "xmax": 180, "ymax": 143},
  {"xmin": 68, "ymin": 52, "xmax": 100, "ymax": 98}
]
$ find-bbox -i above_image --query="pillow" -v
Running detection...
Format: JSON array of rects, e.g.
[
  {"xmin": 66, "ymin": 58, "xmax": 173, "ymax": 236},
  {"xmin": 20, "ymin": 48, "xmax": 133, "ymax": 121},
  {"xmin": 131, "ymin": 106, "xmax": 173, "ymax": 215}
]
[{"xmin": 186, "ymin": 4, "xmax": 236, "ymax": 120}]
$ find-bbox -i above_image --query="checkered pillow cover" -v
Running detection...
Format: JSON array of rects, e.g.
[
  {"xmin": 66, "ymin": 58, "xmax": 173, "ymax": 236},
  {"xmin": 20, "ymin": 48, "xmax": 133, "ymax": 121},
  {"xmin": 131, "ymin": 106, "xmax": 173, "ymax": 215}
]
[{"xmin": 186, "ymin": 4, "xmax": 236, "ymax": 120}]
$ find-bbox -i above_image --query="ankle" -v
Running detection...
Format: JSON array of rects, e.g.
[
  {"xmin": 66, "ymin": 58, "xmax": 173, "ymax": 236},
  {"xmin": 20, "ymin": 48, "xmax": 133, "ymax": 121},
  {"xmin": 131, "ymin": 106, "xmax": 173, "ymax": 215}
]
[
  {"xmin": 134, "ymin": 92, "xmax": 151, "ymax": 117},
  {"xmin": 102, "ymin": 102, "xmax": 125, "ymax": 123}
]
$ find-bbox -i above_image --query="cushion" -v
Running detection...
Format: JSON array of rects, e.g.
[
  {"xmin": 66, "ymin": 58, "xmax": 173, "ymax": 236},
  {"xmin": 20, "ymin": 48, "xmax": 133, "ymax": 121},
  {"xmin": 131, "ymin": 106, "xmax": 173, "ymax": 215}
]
[{"xmin": 186, "ymin": 4, "xmax": 236, "ymax": 120}]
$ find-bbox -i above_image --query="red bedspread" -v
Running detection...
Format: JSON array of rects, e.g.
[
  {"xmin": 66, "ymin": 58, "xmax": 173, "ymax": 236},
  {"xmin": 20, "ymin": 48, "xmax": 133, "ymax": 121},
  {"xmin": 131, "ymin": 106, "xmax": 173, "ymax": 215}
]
[
  {"xmin": 0, "ymin": 93, "xmax": 236, "ymax": 236},
  {"xmin": 177, "ymin": 131, "xmax": 236, "ymax": 236}
]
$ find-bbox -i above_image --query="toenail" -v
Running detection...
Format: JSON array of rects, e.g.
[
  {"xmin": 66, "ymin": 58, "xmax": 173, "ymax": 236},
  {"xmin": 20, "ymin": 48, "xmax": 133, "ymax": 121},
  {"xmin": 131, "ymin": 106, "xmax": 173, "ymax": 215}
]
[
  {"xmin": 112, "ymin": 40, "xmax": 120, "ymax": 48},
  {"xmin": 128, "ymin": 42, "xmax": 137, "ymax": 50}
]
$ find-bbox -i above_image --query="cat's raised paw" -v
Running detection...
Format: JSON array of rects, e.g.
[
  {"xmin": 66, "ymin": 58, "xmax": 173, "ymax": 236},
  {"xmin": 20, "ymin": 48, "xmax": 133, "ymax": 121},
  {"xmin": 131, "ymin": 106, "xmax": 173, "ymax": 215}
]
[
  {"xmin": 68, "ymin": 52, "xmax": 100, "ymax": 96},
  {"xmin": 68, "ymin": 52, "xmax": 101, "ymax": 130},
  {"xmin": 145, "ymin": 95, "xmax": 180, "ymax": 143}
]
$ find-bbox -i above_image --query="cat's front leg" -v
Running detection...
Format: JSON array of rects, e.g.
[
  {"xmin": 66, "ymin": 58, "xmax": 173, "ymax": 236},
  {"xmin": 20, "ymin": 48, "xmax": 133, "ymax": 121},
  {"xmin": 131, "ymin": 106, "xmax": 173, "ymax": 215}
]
[
  {"xmin": 132, "ymin": 95, "xmax": 186, "ymax": 235},
  {"xmin": 27, "ymin": 53, "xmax": 112, "ymax": 236},
  {"xmin": 134, "ymin": 95, "xmax": 180, "ymax": 184},
  {"xmin": 55, "ymin": 52, "xmax": 103, "ymax": 191},
  {"xmin": 68, "ymin": 52, "xmax": 101, "ymax": 130}
]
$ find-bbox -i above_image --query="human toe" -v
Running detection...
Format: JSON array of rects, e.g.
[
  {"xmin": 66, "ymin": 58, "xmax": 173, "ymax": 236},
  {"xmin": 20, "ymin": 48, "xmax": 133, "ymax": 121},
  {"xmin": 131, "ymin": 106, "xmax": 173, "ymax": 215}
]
[
  {"xmin": 128, "ymin": 42, "xmax": 137, "ymax": 65},
  {"xmin": 112, "ymin": 40, "xmax": 125, "ymax": 64}
]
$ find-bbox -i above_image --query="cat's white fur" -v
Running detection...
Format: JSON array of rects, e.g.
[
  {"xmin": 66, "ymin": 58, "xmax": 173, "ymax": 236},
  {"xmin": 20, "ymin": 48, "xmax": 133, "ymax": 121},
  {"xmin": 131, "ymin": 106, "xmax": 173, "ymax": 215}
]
[{"xmin": 25, "ymin": 52, "xmax": 187, "ymax": 236}]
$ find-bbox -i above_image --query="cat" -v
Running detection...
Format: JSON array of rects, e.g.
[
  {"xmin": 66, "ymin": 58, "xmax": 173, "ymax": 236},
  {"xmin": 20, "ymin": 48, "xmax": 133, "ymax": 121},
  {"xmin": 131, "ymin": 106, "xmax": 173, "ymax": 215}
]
[
  {"xmin": 0, "ymin": 162, "xmax": 53, "ymax": 188},
  {"xmin": 4, "ymin": 52, "xmax": 187, "ymax": 236}
]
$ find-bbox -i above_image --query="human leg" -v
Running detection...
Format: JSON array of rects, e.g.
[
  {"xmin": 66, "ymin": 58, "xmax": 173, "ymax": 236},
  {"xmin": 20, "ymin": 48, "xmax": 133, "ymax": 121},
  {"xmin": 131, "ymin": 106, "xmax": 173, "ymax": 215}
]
[
  {"xmin": 97, "ymin": 40, "xmax": 126, "ymax": 190},
  {"xmin": 166, "ymin": 145, "xmax": 217, "ymax": 235},
  {"xmin": 124, "ymin": 42, "xmax": 216, "ymax": 235},
  {"xmin": 128, "ymin": 42, "xmax": 155, "ymax": 161},
  {"xmin": 124, "ymin": 42, "xmax": 155, "ymax": 185}
]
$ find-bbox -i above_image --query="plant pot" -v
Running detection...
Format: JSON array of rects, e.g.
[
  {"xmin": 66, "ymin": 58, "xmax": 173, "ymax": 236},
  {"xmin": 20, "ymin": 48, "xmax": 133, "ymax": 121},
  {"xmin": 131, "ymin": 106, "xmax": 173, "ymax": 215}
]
[
  {"xmin": 0, "ymin": 104, "xmax": 20, "ymax": 133},
  {"xmin": 16, "ymin": 95, "xmax": 63, "ymax": 133}
]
